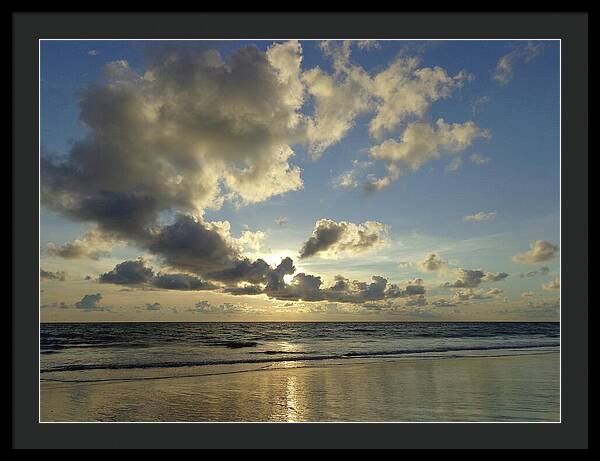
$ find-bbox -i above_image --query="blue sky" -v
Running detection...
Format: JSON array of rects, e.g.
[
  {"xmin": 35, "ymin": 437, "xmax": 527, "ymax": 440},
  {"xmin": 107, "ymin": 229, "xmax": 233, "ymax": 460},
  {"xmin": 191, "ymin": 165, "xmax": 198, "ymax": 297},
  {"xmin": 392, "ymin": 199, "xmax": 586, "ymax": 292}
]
[{"xmin": 40, "ymin": 40, "xmax": 560, "ymax": 321}]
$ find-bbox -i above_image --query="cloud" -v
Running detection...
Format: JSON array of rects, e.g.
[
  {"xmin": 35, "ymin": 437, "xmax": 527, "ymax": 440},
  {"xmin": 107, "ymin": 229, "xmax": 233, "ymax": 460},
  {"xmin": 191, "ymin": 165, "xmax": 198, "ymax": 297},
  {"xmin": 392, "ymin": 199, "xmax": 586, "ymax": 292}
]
[
  {"xmin": 303, "ymin": 42, "xmax": 473, "ymax": 158},
  {"xmin": 431, "ymin": 299, "xmax": 456, "ymax": 307},
  {"xmin": 263, "ymin": 274, "xmax": 425, "ymax": 304},
  {"xmin": 542, "ymin": 277, "xmax": 560, "ymax": 291},
  {"xmin": 40, "ymin": 269, "xmax": 67, "ymax": 281},
  {"xmin": 99, "ymin": 258, "xmax": 217, "ymax": 291},
  {"xmin": 470, "ymin": 153, "xmax": 491, "ymax": 165},
  {"xmin": 333, "ymin": 160, "xmax": 373, "ymax": 189},
  {"xmin": 74, "ymin": 293, "xmax": 108, "ymax": 311},
  {"xmin": 41, "ymin": 302, "xmax": 68, "ymax": 309},
  {"xmin": 493, "ymin": 42, "xmax": 543, "ymax": 85},
  {"xmin": 463, "ymin": 211, "xmax": 497, "ymax": 222},
  {"xmin": 368, "ymin": 58, "xmax": 472, "ymax": 139},
  {"xmin": 446, "ymin": 157, "xmax": 463, "ymax": 172},
  {"xmin": 367, "ymin": 119, "xmax": 489, "ymax": 190},
  {"xmin": 235, "ymin": 230, "xmax": 266, "ymax": 252},
  {"xmin": 87, "ymin": 49, "xmax": 100, "ymax": 56},
  {"xmin": 470, "ymin": 96, "xmax": 491, "ymax": 115},
  {"xmin": 512, "ymin": 240, "xmax": 559, "ymax": 264},
  {"xmin": 299, "ymin": 219, "xmax": 388, "ymax": 259},
  {"xmin": 417, "ymin": 253, "xmax": 448, "ymax": 272},
  {"xmin": 356, "ymin": 40, "xmax": 381, "ymax": 50},
  {"xmin": 519, "ymin": 266, "xmax": 550, "ymax": 278},
  {"xmin": 99, "ymin": 259, "xmax": 155, "ymax": 285},
  {"xmin": 152, "ymin": 273, "xmax": 218, "ymax": 291},
  {"xmin": 443, "ymin": 268, "xmax": 509, "ymax": 288},
  {"xmin": 521, "ymin": 292, "xmax": 535, "ymax": 298},
  {"xmin": 223, "ymin": 270, "xmax": 427, "ymax": 305},
  {"xmin": 41, "ymin": 41, "xmax": 485, "ymax": 272},
  {"xmin": 404, "ymin": 295, "xmax": 428, "ymax": 307},
  {"xmin": 42, "ymin": 43, "xmax": 307, "ymax": 241},
  {"xmin": 453, "ymin": 288, "xmax": 503, "ymax": 302},
  {"xmin": 192, "ymin": 300, "xmax": 245, "ymax": 314},
  {"xmin": 45, "ymin": 228, "xmax": 121, "ymax": 260}
]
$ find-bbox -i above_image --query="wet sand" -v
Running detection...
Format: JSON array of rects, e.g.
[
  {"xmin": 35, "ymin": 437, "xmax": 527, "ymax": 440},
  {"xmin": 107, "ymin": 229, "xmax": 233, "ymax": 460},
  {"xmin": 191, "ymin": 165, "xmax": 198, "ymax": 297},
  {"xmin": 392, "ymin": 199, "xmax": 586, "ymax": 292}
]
[{"xmin": 41, "ymin": 351, "xmax": 559, "ymax": 422}]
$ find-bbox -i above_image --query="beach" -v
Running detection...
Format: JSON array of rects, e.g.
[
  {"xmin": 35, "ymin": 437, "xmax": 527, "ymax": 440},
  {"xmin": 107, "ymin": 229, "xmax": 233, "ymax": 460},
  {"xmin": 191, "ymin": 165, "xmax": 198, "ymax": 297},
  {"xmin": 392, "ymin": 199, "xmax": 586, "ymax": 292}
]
[{"xmin": 41, "ymin": 350, "xmax": 559, "ymax": 422}]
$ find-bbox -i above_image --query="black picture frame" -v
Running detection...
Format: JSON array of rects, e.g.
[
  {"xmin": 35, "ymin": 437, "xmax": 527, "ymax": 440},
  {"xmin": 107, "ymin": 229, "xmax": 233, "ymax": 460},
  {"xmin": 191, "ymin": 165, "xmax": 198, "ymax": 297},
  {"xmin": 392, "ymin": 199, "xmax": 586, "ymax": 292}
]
[{"xmin": 13, "ymin": 12, "xmax": 588, "ymax": 449}]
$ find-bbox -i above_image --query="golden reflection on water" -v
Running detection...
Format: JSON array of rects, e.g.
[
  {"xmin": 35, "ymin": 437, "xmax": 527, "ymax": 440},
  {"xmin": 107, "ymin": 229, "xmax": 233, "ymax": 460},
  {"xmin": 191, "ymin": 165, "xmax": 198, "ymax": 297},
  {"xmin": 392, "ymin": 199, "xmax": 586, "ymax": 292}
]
[{"xmin": 285, "ymin": 375, "xmax": 300, "ymax": 421}]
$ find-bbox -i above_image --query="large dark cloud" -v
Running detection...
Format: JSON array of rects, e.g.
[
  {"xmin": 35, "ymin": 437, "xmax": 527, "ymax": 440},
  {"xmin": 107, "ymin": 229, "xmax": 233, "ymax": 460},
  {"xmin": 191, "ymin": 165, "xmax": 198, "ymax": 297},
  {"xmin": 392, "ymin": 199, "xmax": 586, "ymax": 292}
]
[
  {"xmin": 41, "ymin": 44, "xmax": 307, "ymax": 243},
  {"xmin": 99, "ymin": 259, "xmax": 155, "ymax": 285},
  {"xmin": 227, "ymin": 272, "xmax": 427, "ymax": 304},
  {"xmin": 99, "ymin": 259, "xmax": 216, "ymax": 291}
]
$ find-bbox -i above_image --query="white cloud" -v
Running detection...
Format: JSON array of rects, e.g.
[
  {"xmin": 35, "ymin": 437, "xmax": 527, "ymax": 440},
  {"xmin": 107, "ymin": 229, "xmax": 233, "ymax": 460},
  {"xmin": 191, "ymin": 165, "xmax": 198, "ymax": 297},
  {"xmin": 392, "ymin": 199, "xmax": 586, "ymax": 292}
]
[
  {"xmin": 493, "ymin": 42, "xmax": 543, "ymax": 85},
  {"xmin": 542, "ymin": 277, "xmax": 560, "ymax": 291},
  {"xmin": 470, "ymin": 153, "xmax": 491, "ymax": 165},
  {"xmin": 369, "ymin": 58, "xmax": 472, "ymax": 139},
  {"xmin": 463, "ymin": 211, "xmax": 497, "ymax": 222},
  {"xmin": 512, "ymin": 240, "xmax": 559, "ymax": 264},
  {"xmin": 367, "ymin": 119, "xmax": 489, "ymax": 189}
]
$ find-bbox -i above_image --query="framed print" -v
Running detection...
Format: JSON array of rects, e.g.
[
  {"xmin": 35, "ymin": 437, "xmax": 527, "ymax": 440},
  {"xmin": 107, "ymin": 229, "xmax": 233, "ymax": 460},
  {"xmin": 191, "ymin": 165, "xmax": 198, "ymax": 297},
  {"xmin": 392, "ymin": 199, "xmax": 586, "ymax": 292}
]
[{"xmin": 13, "ymin": 11, "xmax": 588, "ymax": 449}]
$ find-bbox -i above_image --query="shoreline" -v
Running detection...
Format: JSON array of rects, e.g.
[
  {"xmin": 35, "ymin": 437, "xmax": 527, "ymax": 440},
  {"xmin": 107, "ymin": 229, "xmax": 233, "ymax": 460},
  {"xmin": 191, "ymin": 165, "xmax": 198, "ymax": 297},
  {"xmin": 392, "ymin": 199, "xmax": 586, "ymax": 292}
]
[{"xmin": 41, "ymin": 350, "xmax": 560, "ymax": 422}]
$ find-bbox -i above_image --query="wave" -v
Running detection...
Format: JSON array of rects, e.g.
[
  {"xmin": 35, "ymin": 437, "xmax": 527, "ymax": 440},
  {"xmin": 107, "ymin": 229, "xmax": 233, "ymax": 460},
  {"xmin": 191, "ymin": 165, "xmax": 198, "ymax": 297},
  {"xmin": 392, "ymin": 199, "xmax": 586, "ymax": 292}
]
[{"xmin": 40, "ymin": 342, "xmax": 559, "ymax": 374}]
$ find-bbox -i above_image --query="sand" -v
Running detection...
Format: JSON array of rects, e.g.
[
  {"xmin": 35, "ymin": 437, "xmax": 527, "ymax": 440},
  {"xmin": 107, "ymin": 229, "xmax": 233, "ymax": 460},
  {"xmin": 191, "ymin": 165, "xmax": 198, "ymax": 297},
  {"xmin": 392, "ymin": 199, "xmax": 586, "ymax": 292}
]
[{"xmin": 40, "ymin": 351, "xmax": 560, "ymax": 422}]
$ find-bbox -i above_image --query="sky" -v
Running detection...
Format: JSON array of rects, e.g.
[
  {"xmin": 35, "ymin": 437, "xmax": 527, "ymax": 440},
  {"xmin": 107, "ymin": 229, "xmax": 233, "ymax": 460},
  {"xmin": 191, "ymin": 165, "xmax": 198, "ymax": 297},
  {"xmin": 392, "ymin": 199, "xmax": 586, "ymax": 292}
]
[{"xmin": 39, "ymin": 39, "xmax": 560, "ymax": 322}]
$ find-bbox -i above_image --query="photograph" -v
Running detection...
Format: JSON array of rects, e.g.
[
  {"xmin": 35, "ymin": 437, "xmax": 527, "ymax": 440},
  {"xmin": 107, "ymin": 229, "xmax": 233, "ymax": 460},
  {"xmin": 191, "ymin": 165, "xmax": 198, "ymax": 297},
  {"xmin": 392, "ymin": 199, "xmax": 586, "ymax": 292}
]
[{"xmin": 38, "ymin": 38, "xmax": 562, "ymax": 423}]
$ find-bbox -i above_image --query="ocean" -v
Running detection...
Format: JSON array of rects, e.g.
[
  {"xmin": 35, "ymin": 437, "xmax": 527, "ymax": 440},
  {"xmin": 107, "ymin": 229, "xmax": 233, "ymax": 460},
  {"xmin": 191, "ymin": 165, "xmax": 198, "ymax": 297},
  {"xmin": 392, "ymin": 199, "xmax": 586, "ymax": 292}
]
[
  {"xmin": 40, "ymin": 322, "xmax": 560, "ymax": 422},
  {"xmin": 41, "ymin": 322, "xmax": 559, "ymax": 375}
]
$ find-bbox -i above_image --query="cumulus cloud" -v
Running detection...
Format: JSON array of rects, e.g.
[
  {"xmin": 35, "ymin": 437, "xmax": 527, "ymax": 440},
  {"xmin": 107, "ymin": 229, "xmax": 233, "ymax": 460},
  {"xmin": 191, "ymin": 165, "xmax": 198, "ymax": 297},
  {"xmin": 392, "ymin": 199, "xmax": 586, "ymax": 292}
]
[
  {"xmin": 417, "ymin": 253, "xmax": 448, "ymax": 272},
  {"xmin": 224, "ymin": 271, "xmax": 426, "ymax": 305},
  {"xmin": 453, "ymin": 287, "xmax": 503, "ymax": 302},
  {"xmin": 542, "ymin": 277, "xmax": 560, "ymax": 291},
  {"xmin": 443, "ymin": 268, "xmax": 509, "ymax": 288},
  {"xmin": 153, "ymin": 273, "xmax": 217, "ymax": 291},
  {"xmin": 367, "ymin": 119, "xmax": 489, "ymax": 190},
  {"xmin": 299, "ymin": 219, "xmax": 388, "ymax": 259},
  {"xmin": 40, "ymin": 269, "xmax": 67, "ymax": 281},
  {"xmin": 46, "ymin": 229, "xmax": 123, "ymax": 261},
  {"xmin": 368, "ymin": 58, "xmax": 472, "ymax": 139},
  {"xmin": 99, "ymin": 258, "xmax": 217, "ymax": 291},
  {"xmin": 99, "ymin": 259, "xmax": 155, "ymax": 285},
  {"xmin": 493, "ymin": 42, "xmax": 543, "ymax": 85},
  {"xmin": 463, "ymin": 211, "xmax": 497, "ymax": 222},
  {"xmin": 512, "ymin": 240, "xmax": 559, "ymax": 264},
  {"xmin": 42, "ymin": 43, "xmax": 308, "ymax": 242},
  {"xmin": 74, "ymin": 293, "xmax": 108, "ymax": 311},
  {"xmin": 302, "ymin": 41, "xmax": 473, "ymax": 159}
]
